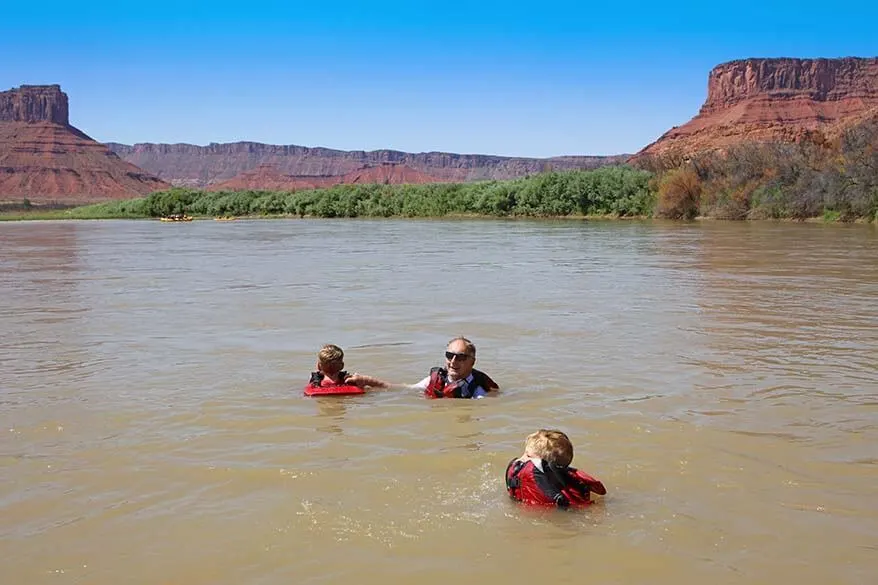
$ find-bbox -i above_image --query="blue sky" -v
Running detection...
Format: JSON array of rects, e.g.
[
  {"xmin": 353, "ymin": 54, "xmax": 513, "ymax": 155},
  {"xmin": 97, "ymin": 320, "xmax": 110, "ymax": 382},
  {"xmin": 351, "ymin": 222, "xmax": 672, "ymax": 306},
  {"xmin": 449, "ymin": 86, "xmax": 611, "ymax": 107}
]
[{"xmin": 2, "ymin": 1, "xmax": 876, "ymax": 157}]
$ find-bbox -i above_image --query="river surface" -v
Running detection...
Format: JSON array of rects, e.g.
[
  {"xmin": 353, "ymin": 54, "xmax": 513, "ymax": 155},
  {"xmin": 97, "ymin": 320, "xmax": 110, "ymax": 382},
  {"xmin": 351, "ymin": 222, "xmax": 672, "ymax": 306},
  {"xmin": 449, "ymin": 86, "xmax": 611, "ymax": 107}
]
[{"xmin": 1, "ymin": 218, "xmax": 876, "ymax": 584}]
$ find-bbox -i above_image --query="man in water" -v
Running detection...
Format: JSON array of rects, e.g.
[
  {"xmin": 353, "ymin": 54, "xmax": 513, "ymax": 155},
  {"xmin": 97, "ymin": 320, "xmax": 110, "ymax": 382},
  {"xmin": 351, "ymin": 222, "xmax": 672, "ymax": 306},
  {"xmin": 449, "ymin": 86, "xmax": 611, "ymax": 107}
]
[
  {"xmin": 414, "ymin": 336, "xmax": 499, "ymax": 399},
  {"xmin": 346, "ymin": 336, "xmax": 499, "ymax": 399}
]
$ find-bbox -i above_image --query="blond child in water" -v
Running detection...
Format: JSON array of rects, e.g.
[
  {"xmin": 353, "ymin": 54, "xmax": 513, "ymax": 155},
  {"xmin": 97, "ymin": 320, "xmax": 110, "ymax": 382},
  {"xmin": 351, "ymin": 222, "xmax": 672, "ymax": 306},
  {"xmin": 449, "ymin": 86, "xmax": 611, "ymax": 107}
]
[
  {"xmin": 505, "ymin": 429, "xmax": 606, "ymax": 508},
  {"xmin": 305, "ymin": 344, "xmax": 389, "ymax": 394}
]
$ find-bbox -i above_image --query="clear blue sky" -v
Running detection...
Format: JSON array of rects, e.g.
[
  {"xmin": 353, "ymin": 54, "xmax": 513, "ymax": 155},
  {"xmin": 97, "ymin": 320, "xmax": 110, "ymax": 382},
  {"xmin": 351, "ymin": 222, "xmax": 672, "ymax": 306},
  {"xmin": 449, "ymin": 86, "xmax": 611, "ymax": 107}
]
[{"xmin": 2, "ymin": 0, "xmax": 876, "ymax": 157}]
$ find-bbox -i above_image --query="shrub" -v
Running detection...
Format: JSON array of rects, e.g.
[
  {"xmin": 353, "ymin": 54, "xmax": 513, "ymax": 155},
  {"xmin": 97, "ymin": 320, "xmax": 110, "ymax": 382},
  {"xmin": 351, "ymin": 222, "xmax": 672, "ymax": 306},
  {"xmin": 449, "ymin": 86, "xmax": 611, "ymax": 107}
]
[
  {"xmin": 822, "ymin": 209, "xmax": 841, "ymax": 222},
  {"xmin": 656, "ymin": 168, "xmax": 702, "ymax": 219}
]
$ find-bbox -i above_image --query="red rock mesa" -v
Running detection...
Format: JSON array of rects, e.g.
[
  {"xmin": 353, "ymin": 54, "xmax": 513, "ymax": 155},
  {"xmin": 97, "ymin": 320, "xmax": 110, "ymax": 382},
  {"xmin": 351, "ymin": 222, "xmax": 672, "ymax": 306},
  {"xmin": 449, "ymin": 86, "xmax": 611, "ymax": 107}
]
[
  {"xmin": 0, "ymin": 85, "xmax": 168, "ymax": 204},
  {"xmin": 636, "ymin": 57, "xmax": 878, "ymax": 159}
]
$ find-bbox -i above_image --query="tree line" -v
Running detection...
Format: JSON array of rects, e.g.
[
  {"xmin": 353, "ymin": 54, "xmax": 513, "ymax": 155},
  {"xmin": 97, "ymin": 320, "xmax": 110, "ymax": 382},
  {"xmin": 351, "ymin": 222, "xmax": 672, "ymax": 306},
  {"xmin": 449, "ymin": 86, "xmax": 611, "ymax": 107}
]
[
  {"xmin": 70, "ymin": 166, "xmax": 655, "ymax": 219},
  {"xmin": 61, "ymin": 117, "xmax": 878, "ymax": 222}
]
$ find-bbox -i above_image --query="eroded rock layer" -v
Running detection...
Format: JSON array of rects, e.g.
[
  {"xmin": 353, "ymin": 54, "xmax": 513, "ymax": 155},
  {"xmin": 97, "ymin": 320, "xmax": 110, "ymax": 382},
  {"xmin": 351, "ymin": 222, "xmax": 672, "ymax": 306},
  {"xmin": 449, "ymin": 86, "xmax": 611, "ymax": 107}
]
[
  {"xmin": 637, "ymin": 57, "xmax": 878, "ymax": 158},
  {"xmin": 107, "ymin": 141, "xmax": 626, "ymax": 188},
  {"xmin": 0, "ymin": 85, "xmax": 168, "ymax": 203},
  {"xmin": 207, "ymin": 162, "xmax": 447, "ymax": 191}
]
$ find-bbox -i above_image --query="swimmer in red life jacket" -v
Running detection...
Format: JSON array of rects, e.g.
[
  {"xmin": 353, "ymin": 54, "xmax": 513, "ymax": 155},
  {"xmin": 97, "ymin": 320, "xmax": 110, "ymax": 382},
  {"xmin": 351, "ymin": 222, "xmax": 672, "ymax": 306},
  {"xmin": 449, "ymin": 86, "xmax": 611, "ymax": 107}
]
[
  {"xmin": 305, "ymin": 344, "xmax": 389, "ymax": 395},
  {"xmin": 344, "ymin": 336, "xmax": 499, "ymax": 399},
  {"xmin": 414, "ymin": 337, "xmax": 499, "ymax": 399},
  {"xmin": 506, "ymin": 429, "xmax": 606, "ymax": 508}
]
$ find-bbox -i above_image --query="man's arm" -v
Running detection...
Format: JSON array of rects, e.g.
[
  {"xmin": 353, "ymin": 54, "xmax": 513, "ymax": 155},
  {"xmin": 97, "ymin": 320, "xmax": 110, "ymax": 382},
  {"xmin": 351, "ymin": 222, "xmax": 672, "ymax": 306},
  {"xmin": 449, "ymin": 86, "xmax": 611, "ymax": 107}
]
[
  {"xmin": 343, "ymin": 374, "xmax": 428, "ymax": 391},
  {"xmin": 343, "ymin": 373, "xmax": 389, "ymax": 389}
]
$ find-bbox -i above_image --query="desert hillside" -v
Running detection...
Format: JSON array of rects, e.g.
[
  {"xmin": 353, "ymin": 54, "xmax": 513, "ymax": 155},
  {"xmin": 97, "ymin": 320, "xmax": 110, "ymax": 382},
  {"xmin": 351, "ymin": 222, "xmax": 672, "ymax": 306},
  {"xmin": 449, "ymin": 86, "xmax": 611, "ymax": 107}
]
[{"xmin": 0, "ymin": 85, "xmax": 168, "ymax": 204}]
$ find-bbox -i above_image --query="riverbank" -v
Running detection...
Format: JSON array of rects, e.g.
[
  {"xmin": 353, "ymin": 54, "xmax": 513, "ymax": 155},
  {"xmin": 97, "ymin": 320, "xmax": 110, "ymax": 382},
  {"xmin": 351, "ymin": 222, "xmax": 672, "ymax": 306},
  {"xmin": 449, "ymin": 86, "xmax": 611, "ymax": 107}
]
[
  {"xmin": 6, "ymin": 209, "xmax": 876, "ymax": 224},
  {"xmin": 3, "ymin": 166, "xmax": 876, "ymax": 223}
]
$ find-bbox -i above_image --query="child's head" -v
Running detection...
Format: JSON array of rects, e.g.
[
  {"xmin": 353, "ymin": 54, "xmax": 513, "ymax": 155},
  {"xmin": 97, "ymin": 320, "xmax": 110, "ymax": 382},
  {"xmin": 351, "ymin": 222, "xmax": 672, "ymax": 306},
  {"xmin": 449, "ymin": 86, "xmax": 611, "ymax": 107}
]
[
  {"xmin": 524, "ymin": 429, "xmax": 574, "ymax": 468},
  {"xmin": 317, "ymin": 344, "xmax": 345, "ymax": 376}
]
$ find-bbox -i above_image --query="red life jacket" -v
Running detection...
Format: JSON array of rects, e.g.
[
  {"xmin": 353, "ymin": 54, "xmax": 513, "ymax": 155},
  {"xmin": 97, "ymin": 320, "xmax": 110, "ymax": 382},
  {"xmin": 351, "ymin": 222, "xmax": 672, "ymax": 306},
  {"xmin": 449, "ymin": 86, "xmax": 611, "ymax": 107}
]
[
  {"xmin": 424, "ymin": 367, "xmax": 499, "ymax": 399},
  {"xmin": 505, "ymin": 458, "xmax": 606, "ymax": 508},
  {"xmin": 303, "ymin": 371, "xmax": 366, "ymax": 396}
]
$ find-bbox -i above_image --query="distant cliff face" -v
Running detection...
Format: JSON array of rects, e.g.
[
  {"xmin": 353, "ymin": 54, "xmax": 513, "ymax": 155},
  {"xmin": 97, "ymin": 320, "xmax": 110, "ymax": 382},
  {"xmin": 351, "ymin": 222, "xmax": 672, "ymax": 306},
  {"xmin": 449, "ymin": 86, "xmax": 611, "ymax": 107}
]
[
  {"xmin": 206, "ymin": 162, "xmax": 446, "ymax": 191},
  {"xmin": 341, "ymin": 162, "xmax": 444, "ymax": 185},
  {"xmin": 0, "ymin": 84, "xmax": 69, "ymax": 125},
  {"xmin": 206, "ymin": 164, "xmax": 334, "ymax": 191},
  {"xmin": 637, "ymin": 57, "xmax": 878, "ymax": 158},
  {"xmin": 107, "ymin": 141, "xmax": 627, "ymax": 188},
  {"xmin": 0, "ymin": 85, "xmax": 168, "ymax": 203}
]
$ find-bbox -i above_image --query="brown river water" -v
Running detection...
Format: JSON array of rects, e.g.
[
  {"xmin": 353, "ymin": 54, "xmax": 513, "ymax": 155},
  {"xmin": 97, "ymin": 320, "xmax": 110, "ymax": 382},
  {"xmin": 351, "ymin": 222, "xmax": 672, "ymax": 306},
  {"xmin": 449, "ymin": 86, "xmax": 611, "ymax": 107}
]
[{"xmin": 1, "ymin": 219, "xmax": 876, "ymax": 584}]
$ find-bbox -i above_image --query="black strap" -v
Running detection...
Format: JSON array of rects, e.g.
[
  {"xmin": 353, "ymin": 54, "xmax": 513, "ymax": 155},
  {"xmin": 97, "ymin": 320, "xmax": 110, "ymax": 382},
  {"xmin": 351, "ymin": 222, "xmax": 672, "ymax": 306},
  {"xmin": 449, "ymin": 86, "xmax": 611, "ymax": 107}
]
[
  {"xmin": 471, "ymin": 369, "xmax": 493, "ymax": 392},
  {"xmin": 545, "ymin": 462, "xmax": 589, "ymax": 501},
  {"xmin": 309, "ymin": 370, "xmax": 348, "ymax": 386},
  {"xmin": 545, "ymin": 461, "xmax": 571, "ymax": 488}
]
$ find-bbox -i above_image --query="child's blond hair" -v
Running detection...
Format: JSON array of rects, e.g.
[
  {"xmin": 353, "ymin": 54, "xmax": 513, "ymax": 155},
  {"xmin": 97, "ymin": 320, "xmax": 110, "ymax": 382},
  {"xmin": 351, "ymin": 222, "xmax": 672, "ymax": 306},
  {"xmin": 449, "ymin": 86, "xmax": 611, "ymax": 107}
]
[
  {"xmin": 317, "ymin": 344, "xmax": 345, "ymax": 375},
  {"xmin": 524, "ymin": 429, "xmax": 574, "ymax": 468}
]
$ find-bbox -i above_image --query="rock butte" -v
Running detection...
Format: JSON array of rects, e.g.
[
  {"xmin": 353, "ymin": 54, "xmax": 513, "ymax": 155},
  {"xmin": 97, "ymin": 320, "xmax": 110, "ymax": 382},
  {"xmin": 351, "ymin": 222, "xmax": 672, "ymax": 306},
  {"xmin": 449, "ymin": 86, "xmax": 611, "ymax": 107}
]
[
  {"xmin": 0, "ymin": 85, "xmax": 169, "ymax": 204},
  {"xmin": 636, "ymin": 57, "xmax": 878, "ymax": 159}
]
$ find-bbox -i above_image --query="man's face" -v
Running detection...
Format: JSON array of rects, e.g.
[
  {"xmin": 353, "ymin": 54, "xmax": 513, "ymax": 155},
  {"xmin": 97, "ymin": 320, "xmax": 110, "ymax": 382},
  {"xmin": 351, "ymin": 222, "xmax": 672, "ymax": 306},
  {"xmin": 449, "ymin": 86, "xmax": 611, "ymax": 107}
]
[{"xmin": 444, "ymin": 340, "xmax": 475, "ymax": 380}]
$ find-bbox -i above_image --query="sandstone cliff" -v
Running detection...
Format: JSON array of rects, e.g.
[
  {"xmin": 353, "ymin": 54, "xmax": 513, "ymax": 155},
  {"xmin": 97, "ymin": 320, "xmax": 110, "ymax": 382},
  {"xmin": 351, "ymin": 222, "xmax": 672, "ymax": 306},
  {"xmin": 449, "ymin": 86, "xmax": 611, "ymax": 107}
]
[
  {"xmin": 208, "ymin": 162, "xmax": 446, "ymax": 191},
  {"xmin": 637, "ymin": 57, "xmax": 878, "ymax": 158},
  {"xmin": 0, "ymin": 85, "xmax": 168, "ymax": 204},
  {"xmin": 107, "ymin": 141, "xmax": 627, "ymax": 188},
  {"xmin": 0, "ymin": 84, "xmax": 69, "ymax": 124},
  {"xmin": 206, "ymin": 165, "xmax": 335, "ymax": 191},
  {"xmin": 340, "ymin": 162, "xmax": 445, "ymax": 185}
]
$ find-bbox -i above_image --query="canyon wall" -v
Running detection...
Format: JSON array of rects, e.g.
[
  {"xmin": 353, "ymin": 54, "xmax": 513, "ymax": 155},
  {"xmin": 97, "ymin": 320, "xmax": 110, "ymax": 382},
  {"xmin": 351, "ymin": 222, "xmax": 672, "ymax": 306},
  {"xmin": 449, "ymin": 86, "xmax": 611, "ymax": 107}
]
[
  {"xmin": 107, "ymin": 142, "xmax": 627, "ymax": 188},
  {"xmin": 637, "ymin": 57, "xmax": 878, "ymax": 158}
]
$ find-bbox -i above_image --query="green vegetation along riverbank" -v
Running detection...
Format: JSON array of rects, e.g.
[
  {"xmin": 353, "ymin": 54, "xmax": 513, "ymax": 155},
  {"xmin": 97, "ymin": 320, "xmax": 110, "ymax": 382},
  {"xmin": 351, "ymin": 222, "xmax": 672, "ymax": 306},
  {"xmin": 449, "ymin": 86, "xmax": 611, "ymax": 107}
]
[
  {"xmin": 4, "ymin": 121, "xmax": 878, "ymax": 224},
  {"xmin": 4, "ymin": 167, "xmax": 656, "ymax": 221}
]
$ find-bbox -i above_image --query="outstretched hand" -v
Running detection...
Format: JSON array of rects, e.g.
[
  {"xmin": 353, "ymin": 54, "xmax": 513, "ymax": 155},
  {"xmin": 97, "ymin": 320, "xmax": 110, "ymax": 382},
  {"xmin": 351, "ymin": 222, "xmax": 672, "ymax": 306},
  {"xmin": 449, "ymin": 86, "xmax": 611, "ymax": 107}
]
[{"xmin": 344, "ymin": 373, "xmax": 389, "ymax": 389}]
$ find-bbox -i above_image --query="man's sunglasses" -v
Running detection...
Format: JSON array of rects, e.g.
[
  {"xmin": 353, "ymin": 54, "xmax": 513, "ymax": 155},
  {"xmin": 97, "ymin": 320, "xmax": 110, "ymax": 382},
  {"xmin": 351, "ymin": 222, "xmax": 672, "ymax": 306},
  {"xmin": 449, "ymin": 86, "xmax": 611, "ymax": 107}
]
[{"xmin": 445, "ymin": 351, "xmax": 472, "ymax": 361}]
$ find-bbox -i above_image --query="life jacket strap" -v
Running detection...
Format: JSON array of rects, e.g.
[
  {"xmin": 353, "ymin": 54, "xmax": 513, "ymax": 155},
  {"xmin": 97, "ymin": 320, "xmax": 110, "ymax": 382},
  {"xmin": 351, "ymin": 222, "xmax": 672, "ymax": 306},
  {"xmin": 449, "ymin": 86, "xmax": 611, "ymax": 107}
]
[{"xmin": 309, "ymin": 370, "xmax": 349, "ymax": 387}]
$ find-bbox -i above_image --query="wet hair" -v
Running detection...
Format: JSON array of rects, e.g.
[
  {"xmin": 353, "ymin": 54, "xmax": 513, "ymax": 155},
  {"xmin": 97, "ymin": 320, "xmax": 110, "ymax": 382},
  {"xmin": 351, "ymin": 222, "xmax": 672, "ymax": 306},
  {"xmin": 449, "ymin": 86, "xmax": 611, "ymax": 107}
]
[
  {"xmin": 446, "ymin": 336, "xmax": 476, "ymax": 358},
  {"xmin": 524, "ymin": 429, "xmax": 574, "ymax": 468},
  {"xmin": 317, "ymin": 344, "xmax": 344, "ymax": 375}
]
